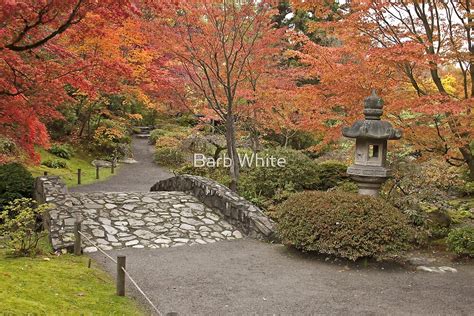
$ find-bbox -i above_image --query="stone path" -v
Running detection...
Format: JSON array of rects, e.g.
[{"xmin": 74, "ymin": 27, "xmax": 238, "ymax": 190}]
[
  {"xmin": 68, "ymin": 191, "xmax": 242, "ymax": 252},
  {"xmin": 70, "ymin": 137, "xmax": 172, "ymax": 193}
]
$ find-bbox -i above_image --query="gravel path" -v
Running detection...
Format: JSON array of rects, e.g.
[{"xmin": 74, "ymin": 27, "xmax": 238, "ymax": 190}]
[
  {"xmin": 91, "ymin": 239, "xmax": 474, "ymax": 316},
  {"xmin": 70, "ymin": 137, "xmax": 172, "ymax": 193}
]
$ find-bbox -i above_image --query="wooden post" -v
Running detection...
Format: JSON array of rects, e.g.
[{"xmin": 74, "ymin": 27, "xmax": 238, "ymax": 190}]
[
  {"xmin": 43, "ymin": 171, "xmax": 48, "ymax": 176},
  {"xmin": 96, "ymin": 165, "xmax": 100, "ymax": 180},
  {"xmin": 111, "ymin": 162, "xmax": 115, "ymax": 174},
  {"xmin": 117, "ymin": 255, "xmax": 126, "ymax": 296},
  {"xmin": 77, "ymin": 169, "xmax": 82, "ymax": 185},
  {"xmin": 74, "ymin": 221, "xmax": 81, "ymax": 256}
]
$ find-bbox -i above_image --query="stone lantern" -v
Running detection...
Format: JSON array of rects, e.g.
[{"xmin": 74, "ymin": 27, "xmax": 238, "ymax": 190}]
[{"xmin": 342, "ymin": 90, "xmax": 402, "ymax": 196}]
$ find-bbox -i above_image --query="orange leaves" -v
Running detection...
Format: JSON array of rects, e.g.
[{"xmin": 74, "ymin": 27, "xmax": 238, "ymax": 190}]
[{"xmin": 0, "ymin": 0, "xmax": 140, "ymax": 162}]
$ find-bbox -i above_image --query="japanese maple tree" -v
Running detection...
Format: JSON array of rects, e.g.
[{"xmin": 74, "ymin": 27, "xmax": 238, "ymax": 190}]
[
  {"xmin": 291, "ymin": 0, "xmax": 474, "ymax": 179},
  {"xmin": 0, "ymin": 0, "xmax": 134, "ymax": 162},
  {"xmin": 152, "ymin": 0, "xmax": 284, "ymax": 190}
]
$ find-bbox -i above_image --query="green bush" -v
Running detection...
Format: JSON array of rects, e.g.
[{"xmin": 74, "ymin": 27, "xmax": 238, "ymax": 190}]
[
  {"xmin": 0, "ymin": 137, "xmax": 16, "ymax": 155},
  {"xmin": 0, "ymin": 198, "xmax": 50, "ymax": 256},
  {"xmin": 177, "ymin": 164, "xmax": 232, "ymax": 187},
  {"xmin": 239, "ymin": 148, "xmax": 319, "ymax": 201},
  {"xmin": 446, "ymin": 227, "xmax": 474, "ymax": 257},
  {"xmin": 332, "ymin": 181, "xmax": 358, "ymax": 193},
  {"xmin": 0, "ymin": 163, "xmax": 34, "ymax": 209},
  {"xmin": 276, "ymin": 191, "xmax": 414, "ymax": 261},
  {"xmin": 174, "ymin": 113, "xmax": 199, "ymax": 127},
  {"xmin": 149, "ymin": 129, "xmax": 167, "ymax": 144},
  {"xmin": 154, "ymin": 147, "xmax": 186, "ymax": 167},
  {"xmin": 263, "ymin": 129, "xmax": 319, "ymax": 150},
  {"xmin": 41, "ymin": 159, "xmax": 67, "ymax": 169},
  {"xmin": 314, "ymin": 160, "xmax": 348, "ymax": 190},
  {"xmin": 48, "ymin": 143, "xmax": 73, "ymax": 159}
]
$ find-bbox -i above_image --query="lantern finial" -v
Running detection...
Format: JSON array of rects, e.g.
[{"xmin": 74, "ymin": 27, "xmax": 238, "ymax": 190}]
[{"xmin": 363, "ymin": 90, "xmax": 383, "ymax": 120}]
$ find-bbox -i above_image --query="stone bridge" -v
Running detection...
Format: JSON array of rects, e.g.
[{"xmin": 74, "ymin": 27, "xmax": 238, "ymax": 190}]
[{"xmin": 34, "ymin": 175, "xmax": 275, "ymax": 252}]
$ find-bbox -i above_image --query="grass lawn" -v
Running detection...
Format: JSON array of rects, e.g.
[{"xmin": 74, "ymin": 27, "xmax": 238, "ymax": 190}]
[
  {"xmin": 0, "ymin": 239, "xmax": 144, "ymax": 315},
  {"xmin": 28, "ymin": 148, "xmax": 119, "ymax": 187}
]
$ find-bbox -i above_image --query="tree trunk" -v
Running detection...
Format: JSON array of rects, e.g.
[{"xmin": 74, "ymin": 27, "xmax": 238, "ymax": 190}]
[
  {"xmin": 459, "ymin": 145, "xmax": 474, "ymax": 181},
  {"xmin": 225, "ymin": 113, "xmax": 240, "ymax": 191}
]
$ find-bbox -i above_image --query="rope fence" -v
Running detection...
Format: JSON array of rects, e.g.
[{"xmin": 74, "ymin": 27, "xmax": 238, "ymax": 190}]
[{"xmin": 74, "ymin": 221, "xmax": 164, "ymax": 316}]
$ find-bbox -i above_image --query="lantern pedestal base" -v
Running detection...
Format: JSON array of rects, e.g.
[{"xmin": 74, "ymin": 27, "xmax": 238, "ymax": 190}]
[{"xmin": 351, "ymin": 176, "xmax": 387, "ymax": 197}]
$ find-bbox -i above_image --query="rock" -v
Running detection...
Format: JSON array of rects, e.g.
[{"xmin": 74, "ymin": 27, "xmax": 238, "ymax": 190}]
[
  {"xmin": 233, "ymin": 231, "xmax": 243, "ymax": 238},
  {"xmin": 144, "ymin": 217, "xmax": 164, "ymax": 224},
  {"xmin": 181, "ymin": 218, "xmax": 202, "ymax": 226},
  {"xmin": 96, "ymin": 238, "xmax": 109, "ymax": 245},
  {"xmin": 99, "ymin": 218, "xmax": 112, "ymax": 225},
  {"xmin": 222, "ymin": 230, "xmax": 232, "ymax": 237},
  {"xmin": 155, "ymin": 238, "xmax": 172, "ymax": 244},
  {"xmin": 132, "ymin": 245, "xmax": 145, "ymax": 249},
  {"xmin": 135, "ymin": 209, "xmax": 150, "ymax": 214},
  {"xmin": 107, "ymin": 234, "xmax": 118, "ymax": 242},
  {"xmin": 416, "ymin": 266, "xmax": 450, "ymax": 273},
  {"xmin": 128, "ymin": 219, "xmax": 145, "ymax": 226},
  {"xmin": 125, "ymin": 240, "xmax": 139, "ymax": 246},
  {"xmin": 105, "ymin": 203, "xmax": 117, "ymax": 210},
  {"xmin": 123, "ymin": 204, "xmax": 137, "ymax": 211},
  {"xmin": 92, "ymin": 229, "xmax": 105, "ymax": 238},
  {"xmin": 211, "ymin": 232, "xmax": 223, "ymax": 239},
  {"xmin": 179, "ymin": 224, "xmax": 195, "ymax": 231},
  {"xmin": 92, "ymin": 160, "xmax": 112, "ymax": 168},
  {"xmin": 134, "ymin": 229, "xmax": 156, "ymax": 239},
  {"xmin": 174, "ymin": 238, "xmax": 189, "ymax": 243},
  {"xmin": 142, "ymin": 197, "xmax": 158, "ymax": 203},
  {"xmin": 439, "ymin": 266, "xmax": 457, "ymax": 273},
  {"xmin": 186, "ymin": 203, "xmax": 205, "ymax": 211},
  {"xmin": 103, "ymin": 225, "xmax": 118, "ymax": 235},
  {"xmin": 407, "ymin": 257, "xmax": 437, "ymax": 266},
  {"xmin": 83, "ymin": 247, "xmax": 98, "ymax": 253},
  {"xmin": 119, "ymin": 158, "xmax": 138, "ymax": 164},
  {"xmin": 202, "ymin": 218, "xmax": 215, "ymax": 225}
]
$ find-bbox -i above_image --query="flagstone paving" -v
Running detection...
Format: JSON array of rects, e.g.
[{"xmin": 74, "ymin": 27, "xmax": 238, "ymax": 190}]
[{"xmin": 66, "ymin": 191, "xmax": 243, "ymax": 253}]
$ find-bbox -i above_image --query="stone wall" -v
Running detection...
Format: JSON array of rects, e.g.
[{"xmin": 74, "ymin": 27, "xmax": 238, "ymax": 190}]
[
  {"xmin": 150, "ymin": 175, "xmax": 277, "ymax": 241},
  {"xmin": 34, "ymin": 176, "xmax": 77, "ymax": 250}
]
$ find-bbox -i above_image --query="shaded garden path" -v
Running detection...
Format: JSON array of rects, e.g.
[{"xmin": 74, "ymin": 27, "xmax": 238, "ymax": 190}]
[
  {"xmin": 92, "ymin": 239, "xmax": 474, "ymax": 315},
  {"xmin": 70, "ymin": 137, "xmax": 172, "ymax": 193}
]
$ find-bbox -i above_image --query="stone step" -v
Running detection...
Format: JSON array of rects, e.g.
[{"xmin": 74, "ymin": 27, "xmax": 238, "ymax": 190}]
[{"xmin": 136, "ymin": 133, "xmax": 151, "ymax": 139}]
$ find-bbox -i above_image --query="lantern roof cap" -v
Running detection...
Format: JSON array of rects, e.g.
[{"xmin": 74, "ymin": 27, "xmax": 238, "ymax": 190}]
[
  {"xmin": 342, "ymin": 120, "xmax": 402, "ymax": 140},
  {"xmin": 342, "ymin": 90, "xmax": 402, "ymax": 140}
]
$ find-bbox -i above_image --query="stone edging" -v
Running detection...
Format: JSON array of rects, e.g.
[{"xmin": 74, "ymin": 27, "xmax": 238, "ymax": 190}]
[
  {"xmin": 150, "ymin": 175, "xmax": 277, "ymax": 241},
  {"xmin": 34, "ymin": 176, "xmax": 76, "ymax": 250}
]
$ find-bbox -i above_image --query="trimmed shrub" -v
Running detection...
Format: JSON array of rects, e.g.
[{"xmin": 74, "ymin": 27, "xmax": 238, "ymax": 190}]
[
  {"xmin": 276, "ymin": 191, "xmax": 414, "ymax": 261},
  {"xmin": 314, "ymin": 160, "xmax": 348, "ymax": 190},
  {"xmin": 41, "ymin": 159, "xmax": 67, "ymax": 169},
  {"xmin": 0, "ymin": 163, "xmax": 34, "ymax": 209},
  {"xmin": 0, "ymin": 198, "xmax": 50, "ymax": 256},
  {"xmin": 48, "ymin": 143, "xmax": 73, "ymax": 159},
  {"xmin": 154, "ymin": 147, "xmax": 186, "ymax": 167},
  {"xmin": 446, "ymin": 227, "xmax": 474, "ymax": 257},
  {"xmin": 239, "ymin": 147, "xmax": 319, "ymax": 200}
]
